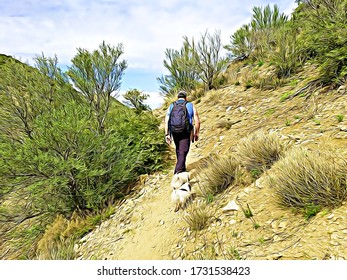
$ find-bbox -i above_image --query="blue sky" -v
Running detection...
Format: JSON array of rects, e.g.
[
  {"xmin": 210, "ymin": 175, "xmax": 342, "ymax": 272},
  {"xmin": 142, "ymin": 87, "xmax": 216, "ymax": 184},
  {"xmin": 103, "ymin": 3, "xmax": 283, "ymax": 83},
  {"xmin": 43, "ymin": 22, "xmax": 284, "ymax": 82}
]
[{"xmin": 0, "ymin": 0, "xmax": 297, "ymax": 109}]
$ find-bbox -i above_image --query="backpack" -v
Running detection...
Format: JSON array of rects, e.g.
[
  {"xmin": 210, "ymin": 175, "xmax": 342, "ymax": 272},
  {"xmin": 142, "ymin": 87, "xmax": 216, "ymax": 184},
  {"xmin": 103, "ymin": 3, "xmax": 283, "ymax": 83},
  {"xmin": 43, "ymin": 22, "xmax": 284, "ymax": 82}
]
[{"xmin": 169, "ymin": 101, "xmax": 191, "ymax": 134}]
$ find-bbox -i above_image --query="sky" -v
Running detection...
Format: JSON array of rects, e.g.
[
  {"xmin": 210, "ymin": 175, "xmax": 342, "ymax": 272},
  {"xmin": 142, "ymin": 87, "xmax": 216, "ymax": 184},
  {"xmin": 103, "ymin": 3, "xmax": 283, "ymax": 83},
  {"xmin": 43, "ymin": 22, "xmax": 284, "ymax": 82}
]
[{"xmin": 0, "ymin": 0, "xmax": 297, "ymax": 109}]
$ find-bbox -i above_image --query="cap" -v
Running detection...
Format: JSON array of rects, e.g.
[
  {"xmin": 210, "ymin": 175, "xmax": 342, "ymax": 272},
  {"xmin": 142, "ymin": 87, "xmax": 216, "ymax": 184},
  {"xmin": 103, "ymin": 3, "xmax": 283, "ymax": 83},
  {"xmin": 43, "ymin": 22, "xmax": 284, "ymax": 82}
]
[{"xmin": 177, "ymin": 91, "xmax": 187, "ymax": 98}]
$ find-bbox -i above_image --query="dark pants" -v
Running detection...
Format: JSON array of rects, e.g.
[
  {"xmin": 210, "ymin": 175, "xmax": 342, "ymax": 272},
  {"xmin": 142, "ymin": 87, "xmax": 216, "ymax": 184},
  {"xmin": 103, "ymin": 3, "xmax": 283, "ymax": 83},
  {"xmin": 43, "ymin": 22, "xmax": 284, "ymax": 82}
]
[{"xmin": 172, "ymin": 132, "xmax": 191, "ymax": 174}]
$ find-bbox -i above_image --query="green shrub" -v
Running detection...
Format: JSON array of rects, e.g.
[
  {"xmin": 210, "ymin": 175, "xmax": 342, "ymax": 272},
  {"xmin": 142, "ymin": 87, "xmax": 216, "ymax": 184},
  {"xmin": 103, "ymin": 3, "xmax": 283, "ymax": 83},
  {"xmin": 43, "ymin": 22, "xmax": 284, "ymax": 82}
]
[
  {"xmin": 336, "ymin": 114, "xmax": 344, "ymax": 122},
  {"xmin": 295, "ymin": 0, "xmax": 347, "ymax": 85},
  {"xmin": 0, "ymin": 49, "xmax": 167, "ymax": 259},
  {"xmin": 269, "ymin": 27, "xmax": 304, "ymax": 78},
  {"xmin": 280, "ymin": 92, "xmax": 291, "ymax": 102},
  {"xmin": 304, "ymin": 203, "xmax": 321, "ymax": 220}
]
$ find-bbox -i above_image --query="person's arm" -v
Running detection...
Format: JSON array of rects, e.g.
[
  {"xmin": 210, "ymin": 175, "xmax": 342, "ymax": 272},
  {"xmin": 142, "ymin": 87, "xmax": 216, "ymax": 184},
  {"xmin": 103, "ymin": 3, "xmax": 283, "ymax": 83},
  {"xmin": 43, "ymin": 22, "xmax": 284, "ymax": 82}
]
[
  {"xmin": 164, "ymin": 108, "xmax": 171, "ymax": 144},
  {"xmin": 193, "ymin": 105, "xmax": 200, "ymax": 141}
]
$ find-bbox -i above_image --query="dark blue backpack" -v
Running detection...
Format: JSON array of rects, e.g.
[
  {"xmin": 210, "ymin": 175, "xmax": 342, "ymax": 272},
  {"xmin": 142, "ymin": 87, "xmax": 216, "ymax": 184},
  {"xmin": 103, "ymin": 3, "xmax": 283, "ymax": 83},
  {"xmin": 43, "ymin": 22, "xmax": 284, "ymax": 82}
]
[{"xmin": 169, "ymin": 101, "xmax": 191, "ymax": 134}]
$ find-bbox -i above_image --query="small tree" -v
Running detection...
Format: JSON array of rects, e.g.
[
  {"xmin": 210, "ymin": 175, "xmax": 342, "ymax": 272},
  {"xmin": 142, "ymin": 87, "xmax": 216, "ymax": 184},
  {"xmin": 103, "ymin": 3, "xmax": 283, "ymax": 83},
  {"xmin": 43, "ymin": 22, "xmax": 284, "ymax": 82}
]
[
  {"xmin": 0, "ymin": 56, "xmax": 73, "ymax": 141},
  {"xmin": 0, "ymin": 48, "xmax": 168, "ymax": 259},
  {"xmin": 225, "ymin": 5, "xmax": 288, "ymax": 61},
  {"xmin": 123, "ymin": 89, "xmax": 150, "ymax": 113},
  {"xmin": 192, "ymin": 30, "xmax": 230, "ymax": 90},
  {"xmin": 224, "ymin": 24, "xmax": 254, "ymax": 60},
  {"xmin": 157, "ymin": 40, "xmax": 200, "ymax": 97},
  {"xmin": 68, "ymin": 41, "xmax": 128, "ymax": 134}
]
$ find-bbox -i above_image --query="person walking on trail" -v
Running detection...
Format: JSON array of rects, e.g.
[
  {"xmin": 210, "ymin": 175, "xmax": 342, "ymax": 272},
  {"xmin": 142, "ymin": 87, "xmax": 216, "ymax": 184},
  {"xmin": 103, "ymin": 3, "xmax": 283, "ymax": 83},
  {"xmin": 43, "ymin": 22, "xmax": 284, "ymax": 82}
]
[{"xmin": 165, "ymin": 90, "xmax": 200, "ymax": 175}]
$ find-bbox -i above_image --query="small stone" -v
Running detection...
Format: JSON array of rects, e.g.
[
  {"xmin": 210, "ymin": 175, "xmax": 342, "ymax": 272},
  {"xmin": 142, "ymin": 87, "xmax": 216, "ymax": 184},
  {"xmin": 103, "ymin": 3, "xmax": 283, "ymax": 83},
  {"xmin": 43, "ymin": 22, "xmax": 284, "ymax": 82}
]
[
  {"xmin": 278, "ymin": 221, "xmax": 287, "ymax": 228},
  {"xmin": 337, "ymin": 85, "xmax": 346, "ymax": 94},
  {"xmin": 239, "ymin": 106, "xmax": 246, "ymax": 113},
  {"xmin": 271, "ymin": 221, "xmax": 279, "ymax": 229},
  {"xmin": 338, "ymin": 125, "xmax": 347, "ymax": 132},
  {"xmin": 74, "ymin": 244, "xmax": 79, "ymax": 251},
  {"xmin": 254, "ymin": 178, "xmax": 264, "ymax": 189},
  {"xmin": 273, "ymin": 235, "xmax": 281, "ymax": 242},
  {"xmin": 222, "ymin": 200, "xmax": 239, "ymax": 212},
  {"xmin": 331, "ymin": 233, "xmax": 343, "ymax": 240}
]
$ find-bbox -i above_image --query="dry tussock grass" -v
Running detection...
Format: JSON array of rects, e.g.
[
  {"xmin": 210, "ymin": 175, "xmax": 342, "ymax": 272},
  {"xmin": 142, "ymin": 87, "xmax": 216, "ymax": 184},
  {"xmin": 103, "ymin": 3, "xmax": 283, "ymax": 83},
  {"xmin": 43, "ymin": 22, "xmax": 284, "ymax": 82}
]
[
  {"xmin": 37, "ymin": 215, "xmax": 72, "ymax": 259},
  {"xmin": 189, "ymin": 85, "xmax": 206, "ymax": 101},
  {"xmin": 162, "ymin": 94, "xmax": 177, "ymax": 110},
  {"xmin": 267, "ymin": 146, "xmax": 347, "ymax": 209},
  {"xmin": 36, "ymin": 212, "xmax": 92, "ymax": 259},
  {"xmin": 183, "ymin": 202, "xmax": 211, "ymax": 231},
  {"xmin": 235, "ymin": 129, "xmax": 289, "ymax": 176},
  {"xmin": 205, "ymin": 89, "xmax": 221, "ymax": 106},
  {"xmin": 195, "ymin": 153, "xmax": 241, "ymax": 197}
]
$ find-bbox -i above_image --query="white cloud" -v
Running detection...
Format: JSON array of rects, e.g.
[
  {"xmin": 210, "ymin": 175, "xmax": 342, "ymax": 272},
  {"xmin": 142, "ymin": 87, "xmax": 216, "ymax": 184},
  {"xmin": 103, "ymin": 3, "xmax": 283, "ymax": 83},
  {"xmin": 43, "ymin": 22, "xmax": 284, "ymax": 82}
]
[{"xmin": 1, "ymin": 0, "xmax": 297, "ymax": 94}]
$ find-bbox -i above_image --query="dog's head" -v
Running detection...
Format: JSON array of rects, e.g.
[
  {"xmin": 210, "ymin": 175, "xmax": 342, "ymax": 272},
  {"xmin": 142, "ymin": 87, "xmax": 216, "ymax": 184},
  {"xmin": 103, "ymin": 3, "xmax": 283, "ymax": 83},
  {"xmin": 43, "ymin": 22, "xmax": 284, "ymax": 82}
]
[
  {"xmin": 171, "ymin": 172, "xmax": 190, "ymax": 190},
  {"xmin": 179, "ymin": 182, "xmax": 191, "ymax": 192}
]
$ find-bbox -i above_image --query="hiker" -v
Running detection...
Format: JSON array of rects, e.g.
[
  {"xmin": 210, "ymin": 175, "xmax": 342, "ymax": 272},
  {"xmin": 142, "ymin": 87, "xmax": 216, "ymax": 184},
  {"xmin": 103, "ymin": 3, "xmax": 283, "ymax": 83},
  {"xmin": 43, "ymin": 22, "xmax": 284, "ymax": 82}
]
[{"xmin": 165, "ymin": 90, "xmax": 200, "ymax": 174}]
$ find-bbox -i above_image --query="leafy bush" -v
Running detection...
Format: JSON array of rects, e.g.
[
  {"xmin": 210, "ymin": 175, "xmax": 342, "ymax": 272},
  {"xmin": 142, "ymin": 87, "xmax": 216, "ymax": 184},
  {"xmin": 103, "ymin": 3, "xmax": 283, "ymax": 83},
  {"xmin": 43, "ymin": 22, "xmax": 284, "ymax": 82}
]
[
  {"xmin": 157, "ymin": 42, "xmax": 200, "ymax": 97},
  {"xmin": 269, "ymin": 27, "xmax": 304, "ymax": 78},
  {"xmin": 0, "ymin": 45, "xmax": 168, "ymax": 259},
  {"xmin": 1, "ymin": 100, "xmax": 167, "ymax": 216},
  {"xmin": 158, "ymin": 30, "xmax": 229, "ymax": 96},
  {"xmin": 123, "ymin": 88, "xmax": 150, "ymax": 113},
  {"xmin": 294, "ymin": 0, "xmax": 347, "ymax": 85},
  {"xmin": 267, "ymin": 147, "xmax": 347, "ymax": 210}
]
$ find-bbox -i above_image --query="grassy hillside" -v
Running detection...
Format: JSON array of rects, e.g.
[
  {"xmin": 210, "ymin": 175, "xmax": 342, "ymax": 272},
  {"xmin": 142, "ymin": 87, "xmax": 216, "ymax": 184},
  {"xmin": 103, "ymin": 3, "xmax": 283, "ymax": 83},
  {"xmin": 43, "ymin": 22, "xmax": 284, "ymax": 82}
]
[
  {"xmin": 169, "ymin": 62, "xmax": 347, "ymax": 259},
  {"xmin": 74, "ymin": 60, "xmax": 347, "ymax": 260}
]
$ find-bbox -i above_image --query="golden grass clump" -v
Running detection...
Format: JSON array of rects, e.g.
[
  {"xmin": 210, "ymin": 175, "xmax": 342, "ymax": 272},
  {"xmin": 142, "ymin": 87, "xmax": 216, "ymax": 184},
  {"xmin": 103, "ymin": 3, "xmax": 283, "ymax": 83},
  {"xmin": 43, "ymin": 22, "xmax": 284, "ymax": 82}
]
[
  {"xmin": 36, "ymin": 205, "xmax": 116, "ymax": 259},
  {"xmin": 36, "ymin": 212, "xmax": 92, "ymax": 260},
  {"xmin": 36, "ymin": 215, "xmax": 72, "ymax": 260},
  {"xmin": 267, "ymin": 147, "xmax": 347, "ymax": 210},
  {"xmin": 196, "ymin": 153, "xmax": 241, "ymax": 197},
  {"xmin": 205, "ymin": 89, "xmax": 221, "ymax": 106},
  {"xmin": 235, "ymin": 129, "xmax": 288, "ymax": 176},
  {"xmin": 183, "ymin": 202, "xmax": 211, "ymax": 231}
]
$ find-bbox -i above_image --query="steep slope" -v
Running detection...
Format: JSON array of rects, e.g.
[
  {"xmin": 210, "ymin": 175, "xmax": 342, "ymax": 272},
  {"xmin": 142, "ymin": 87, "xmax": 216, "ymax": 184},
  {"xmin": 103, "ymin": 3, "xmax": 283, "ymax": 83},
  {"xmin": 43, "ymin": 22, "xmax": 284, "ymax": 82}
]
[{"xmin": 75, "ymin": 72, "xmax": 347, "ymax": 260}]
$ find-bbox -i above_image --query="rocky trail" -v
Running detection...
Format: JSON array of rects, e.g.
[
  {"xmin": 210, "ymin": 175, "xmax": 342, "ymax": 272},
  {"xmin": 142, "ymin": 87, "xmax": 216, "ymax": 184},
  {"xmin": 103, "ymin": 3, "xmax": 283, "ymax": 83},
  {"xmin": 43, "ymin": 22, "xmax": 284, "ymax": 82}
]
[
  {"xmin": 75, "ymin": 145, "xmax": 202, "ymax": 260},
  {"xmin": 75, "ymin": 81, "xmax": 347, "ymax": 260}
]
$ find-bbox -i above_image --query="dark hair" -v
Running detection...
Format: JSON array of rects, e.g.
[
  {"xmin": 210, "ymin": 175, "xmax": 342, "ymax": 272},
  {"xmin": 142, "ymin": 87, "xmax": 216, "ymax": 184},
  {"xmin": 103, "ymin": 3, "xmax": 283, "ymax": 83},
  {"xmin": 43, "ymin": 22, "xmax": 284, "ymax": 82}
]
[{"xmin": 177, "ymin": 91, "xmax": 187, "ymax": 98}]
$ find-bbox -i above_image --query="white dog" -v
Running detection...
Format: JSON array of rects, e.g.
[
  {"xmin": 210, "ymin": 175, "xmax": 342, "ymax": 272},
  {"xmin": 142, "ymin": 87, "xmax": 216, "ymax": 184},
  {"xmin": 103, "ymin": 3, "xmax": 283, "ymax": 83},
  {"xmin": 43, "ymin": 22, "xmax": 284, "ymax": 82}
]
[{"xmin": 171, "ymin": 172, "xmax": 192, "ymax": 212}]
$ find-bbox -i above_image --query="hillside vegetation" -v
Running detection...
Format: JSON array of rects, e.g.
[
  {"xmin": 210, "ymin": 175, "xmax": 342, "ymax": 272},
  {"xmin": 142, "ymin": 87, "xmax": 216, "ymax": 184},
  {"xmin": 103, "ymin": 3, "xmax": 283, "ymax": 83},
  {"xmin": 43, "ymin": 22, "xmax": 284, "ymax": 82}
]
[
  {"xmin": 75, "ymin": 63, "xmax": 347, "ymax": 260},
  {"xmin": 0, "ymin": 50, "xmax": 167, "ymax": 259},
  {"xmin": 1, "ymin": 0, "xmax": 347, "ymax": 259}
]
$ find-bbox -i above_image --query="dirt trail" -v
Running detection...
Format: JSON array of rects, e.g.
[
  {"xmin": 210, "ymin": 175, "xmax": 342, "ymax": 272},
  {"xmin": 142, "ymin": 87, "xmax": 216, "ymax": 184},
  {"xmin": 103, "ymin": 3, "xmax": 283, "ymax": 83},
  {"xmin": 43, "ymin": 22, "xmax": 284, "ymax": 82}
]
[
  {"xmin": 76, "ymin": 83, "xmax": 347, "ymax": 260},
  {"xmin": 75, "ymin": 144, "xmax": 201, "ymax": 260}
]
